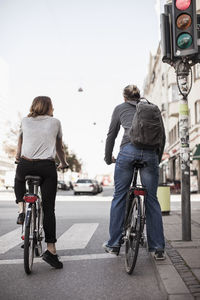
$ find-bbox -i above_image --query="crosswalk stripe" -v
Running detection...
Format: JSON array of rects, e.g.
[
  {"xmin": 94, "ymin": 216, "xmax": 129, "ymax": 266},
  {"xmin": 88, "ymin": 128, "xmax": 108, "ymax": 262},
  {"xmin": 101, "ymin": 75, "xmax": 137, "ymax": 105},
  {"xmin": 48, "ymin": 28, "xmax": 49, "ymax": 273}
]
[
  {"xmin": 0, "ymin": 228, "xmax": 22, "ymax": 254},
  {"xmin": 56, "ymin": 223, "xmax": 99, "ymax": 250},
  {"xmin": 0, "ymin": 253, "xmax": 117, "ymax": 265}
]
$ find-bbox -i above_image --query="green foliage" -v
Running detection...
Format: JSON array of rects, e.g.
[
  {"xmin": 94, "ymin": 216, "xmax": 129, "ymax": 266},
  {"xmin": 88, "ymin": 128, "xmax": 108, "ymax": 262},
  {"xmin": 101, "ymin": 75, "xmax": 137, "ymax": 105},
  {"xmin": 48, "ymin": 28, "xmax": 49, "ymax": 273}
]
[{"xmin": 55, "ymin": 142, "xmax": 82, "ymax": 172}]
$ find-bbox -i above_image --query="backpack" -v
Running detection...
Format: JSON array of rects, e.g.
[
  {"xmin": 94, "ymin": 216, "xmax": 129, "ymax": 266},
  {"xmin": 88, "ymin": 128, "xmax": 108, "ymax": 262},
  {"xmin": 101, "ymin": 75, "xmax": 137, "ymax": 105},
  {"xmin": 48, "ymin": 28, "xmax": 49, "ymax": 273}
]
[{"xmin": 129, "ymin": 98, "xmax": 164, "ymax": 149}]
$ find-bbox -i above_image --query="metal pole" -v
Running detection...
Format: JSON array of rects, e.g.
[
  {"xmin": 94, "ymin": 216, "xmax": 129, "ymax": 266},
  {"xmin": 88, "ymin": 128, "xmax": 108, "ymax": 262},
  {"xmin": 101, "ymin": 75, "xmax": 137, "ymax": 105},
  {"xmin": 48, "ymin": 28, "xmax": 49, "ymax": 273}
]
[{"xmin": 176, "ymin": 60, "xmax": 191, "ymax": 241}]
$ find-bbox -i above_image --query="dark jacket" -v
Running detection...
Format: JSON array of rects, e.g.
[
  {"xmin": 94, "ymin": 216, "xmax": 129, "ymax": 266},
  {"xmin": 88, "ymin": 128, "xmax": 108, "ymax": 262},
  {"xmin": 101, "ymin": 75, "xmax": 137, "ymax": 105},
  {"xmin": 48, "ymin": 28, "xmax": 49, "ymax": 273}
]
[{"xmin": 104, "ymin": 100, "xmax": 165, "ymax": 165}]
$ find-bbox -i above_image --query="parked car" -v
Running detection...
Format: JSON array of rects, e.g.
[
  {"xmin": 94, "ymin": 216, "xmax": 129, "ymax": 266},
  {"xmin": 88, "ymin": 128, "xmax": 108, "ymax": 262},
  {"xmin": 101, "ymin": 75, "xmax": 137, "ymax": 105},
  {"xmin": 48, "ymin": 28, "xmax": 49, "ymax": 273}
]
[
  {"xmin": 73, "ymin": 179, "xmax": 98, "ymax": 195},
  {"xmin": 57, "ymin": 180, "xmax": 70, "ymax": 191},
  {"xmin": 94, "ymin": 180, "xmax": 103, "ymax": 193}
]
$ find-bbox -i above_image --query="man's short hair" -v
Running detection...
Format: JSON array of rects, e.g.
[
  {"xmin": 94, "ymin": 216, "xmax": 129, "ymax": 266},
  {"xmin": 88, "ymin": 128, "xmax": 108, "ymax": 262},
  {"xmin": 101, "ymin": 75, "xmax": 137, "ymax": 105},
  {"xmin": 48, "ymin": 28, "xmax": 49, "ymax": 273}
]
[{"xmin": 123, "ymin": 85, "xmax": 140, "ymax": 101}]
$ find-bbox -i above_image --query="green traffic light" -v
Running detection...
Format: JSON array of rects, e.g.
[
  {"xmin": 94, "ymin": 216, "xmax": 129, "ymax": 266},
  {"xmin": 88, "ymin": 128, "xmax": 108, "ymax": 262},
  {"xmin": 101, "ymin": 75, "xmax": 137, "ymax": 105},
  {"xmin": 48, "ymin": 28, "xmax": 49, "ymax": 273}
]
[{"xmin": 177, "ymin": 33, "xmax": 193, "ymax": 49}]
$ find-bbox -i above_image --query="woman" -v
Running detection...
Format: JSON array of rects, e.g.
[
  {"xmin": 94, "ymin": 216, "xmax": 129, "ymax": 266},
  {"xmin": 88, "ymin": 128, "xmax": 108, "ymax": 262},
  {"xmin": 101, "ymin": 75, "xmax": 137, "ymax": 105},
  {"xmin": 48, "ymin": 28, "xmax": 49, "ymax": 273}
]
[{"xmin": 15, "ymin": 96, "xmax": 68, "ymax": 269}]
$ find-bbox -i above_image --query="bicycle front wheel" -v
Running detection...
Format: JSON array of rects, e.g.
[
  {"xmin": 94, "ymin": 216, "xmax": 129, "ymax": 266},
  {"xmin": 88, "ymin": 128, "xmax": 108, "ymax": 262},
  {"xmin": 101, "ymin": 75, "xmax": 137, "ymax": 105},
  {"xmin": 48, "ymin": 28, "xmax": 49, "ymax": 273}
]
[
  {"xmin": 125, "ymin": 196, "xmax": 141, "ymax": 274},
  {"xmin": 24, "ymin": 204, "xmax": 36, "ymax": 274}
]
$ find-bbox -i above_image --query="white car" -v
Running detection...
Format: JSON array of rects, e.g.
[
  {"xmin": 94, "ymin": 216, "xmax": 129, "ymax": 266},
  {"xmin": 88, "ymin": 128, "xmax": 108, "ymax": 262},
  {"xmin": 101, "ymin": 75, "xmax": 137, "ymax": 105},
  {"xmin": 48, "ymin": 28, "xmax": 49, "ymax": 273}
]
[{"xmin": 73, "ymin": 179, "xmax": 98, "ymax": 195}]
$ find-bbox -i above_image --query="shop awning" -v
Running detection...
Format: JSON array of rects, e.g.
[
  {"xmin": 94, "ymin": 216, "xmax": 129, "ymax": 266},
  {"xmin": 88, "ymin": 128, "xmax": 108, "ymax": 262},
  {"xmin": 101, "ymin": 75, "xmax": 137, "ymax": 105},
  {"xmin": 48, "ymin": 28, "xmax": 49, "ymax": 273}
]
[{"xmin": 193, "ymin": 144, "xmax": 200, "ymax": 160}]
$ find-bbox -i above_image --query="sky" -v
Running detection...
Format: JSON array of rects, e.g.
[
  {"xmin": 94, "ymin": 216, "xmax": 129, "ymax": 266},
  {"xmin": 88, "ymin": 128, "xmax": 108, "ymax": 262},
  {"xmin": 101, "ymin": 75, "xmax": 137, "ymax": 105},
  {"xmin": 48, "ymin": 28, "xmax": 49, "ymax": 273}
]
[{"xmin": 0, "ymin": 0, "xmax": 163, "ymax": 177}]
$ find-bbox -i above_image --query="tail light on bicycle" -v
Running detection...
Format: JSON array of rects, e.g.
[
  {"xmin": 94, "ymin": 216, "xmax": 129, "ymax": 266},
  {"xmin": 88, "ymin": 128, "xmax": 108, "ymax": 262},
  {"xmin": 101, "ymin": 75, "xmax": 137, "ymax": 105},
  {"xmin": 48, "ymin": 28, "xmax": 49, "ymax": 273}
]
[
  {"xmin": 23, "ymin": 194, "xmax": 38, "ymax": 203},
  {"xmin": 133, "ymin": 188, "xmax": 146, "ymax": 196}
]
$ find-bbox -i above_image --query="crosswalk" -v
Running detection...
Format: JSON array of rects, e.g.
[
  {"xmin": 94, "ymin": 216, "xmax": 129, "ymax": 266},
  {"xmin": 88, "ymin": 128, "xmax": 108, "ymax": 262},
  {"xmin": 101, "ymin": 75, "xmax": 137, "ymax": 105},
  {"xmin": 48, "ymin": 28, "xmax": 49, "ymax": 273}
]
[{"xmin": 0, "ymin": 222, "xmax": 114, "ymax": 265}]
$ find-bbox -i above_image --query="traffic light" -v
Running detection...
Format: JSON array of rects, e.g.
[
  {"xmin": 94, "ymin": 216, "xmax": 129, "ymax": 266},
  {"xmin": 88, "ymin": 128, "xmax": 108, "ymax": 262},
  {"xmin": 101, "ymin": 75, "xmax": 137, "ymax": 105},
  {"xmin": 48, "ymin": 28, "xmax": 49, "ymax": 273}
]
[
  {"xmin": 172, "ymin": 0, "xmax": 198, "ymax": 57},
  {"xmin": 161, "ymin": 4, "xmax": 173, "ymax": 64}
]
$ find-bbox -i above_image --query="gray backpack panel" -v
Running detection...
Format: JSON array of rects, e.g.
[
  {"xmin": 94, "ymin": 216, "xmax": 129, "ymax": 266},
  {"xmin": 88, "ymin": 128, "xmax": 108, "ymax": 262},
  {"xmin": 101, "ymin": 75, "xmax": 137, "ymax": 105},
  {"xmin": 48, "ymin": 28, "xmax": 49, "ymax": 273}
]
[{"xmin": 129, "ymin": 99, "xmax": 163, "ymax": 149}]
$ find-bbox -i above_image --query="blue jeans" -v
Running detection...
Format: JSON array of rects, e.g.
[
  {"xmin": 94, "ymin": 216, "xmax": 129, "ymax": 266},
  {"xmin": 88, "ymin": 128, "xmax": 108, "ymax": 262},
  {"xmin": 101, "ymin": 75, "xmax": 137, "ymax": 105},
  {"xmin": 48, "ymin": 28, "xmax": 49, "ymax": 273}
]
[{"xmin": 107, "ymin": 143, "xmax": 165, "ymax": 251}]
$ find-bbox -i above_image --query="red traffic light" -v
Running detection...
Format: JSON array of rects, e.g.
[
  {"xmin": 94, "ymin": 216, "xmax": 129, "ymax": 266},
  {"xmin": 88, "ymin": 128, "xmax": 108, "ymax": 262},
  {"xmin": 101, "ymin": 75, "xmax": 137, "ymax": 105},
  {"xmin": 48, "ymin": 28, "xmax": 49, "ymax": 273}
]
[{"xmin": 176, "ymin": 0, "xmax": 191, "ymax": 11}]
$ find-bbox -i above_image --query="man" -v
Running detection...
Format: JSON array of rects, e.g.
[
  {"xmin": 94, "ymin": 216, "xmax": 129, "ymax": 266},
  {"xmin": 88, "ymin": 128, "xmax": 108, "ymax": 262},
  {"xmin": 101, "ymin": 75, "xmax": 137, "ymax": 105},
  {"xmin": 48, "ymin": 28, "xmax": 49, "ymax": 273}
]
[{"xmin": 103, "ymin": 85, "xmax": 166, "ymax": 260}]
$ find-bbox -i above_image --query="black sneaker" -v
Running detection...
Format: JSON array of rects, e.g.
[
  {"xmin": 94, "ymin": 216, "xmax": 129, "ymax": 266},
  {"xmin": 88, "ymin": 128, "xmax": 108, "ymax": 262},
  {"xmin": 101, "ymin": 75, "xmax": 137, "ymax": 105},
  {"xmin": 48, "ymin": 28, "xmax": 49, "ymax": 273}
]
[
  {"xmin": 16, "ymin": 213, "xmax": 25, "ymax": 225},
  {"xmin": 42, "ymin": 250, "xmax": 63, "ymax": 269},
  {"xmin": 154, "ymin": 249, "xmax": 166, "ymax": 261},
  {"xmin": 102, "ymin": 242, "xmax": 120, "ymax": 256}
]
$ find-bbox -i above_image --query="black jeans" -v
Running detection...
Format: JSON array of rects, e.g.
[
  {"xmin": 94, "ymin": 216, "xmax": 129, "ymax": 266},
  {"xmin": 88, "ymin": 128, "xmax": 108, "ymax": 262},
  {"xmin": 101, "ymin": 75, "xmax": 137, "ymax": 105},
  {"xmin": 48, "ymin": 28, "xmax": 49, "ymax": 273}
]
[{"xmin": 14, "ymin": 158, "xmax": 58, "ymax": 243}]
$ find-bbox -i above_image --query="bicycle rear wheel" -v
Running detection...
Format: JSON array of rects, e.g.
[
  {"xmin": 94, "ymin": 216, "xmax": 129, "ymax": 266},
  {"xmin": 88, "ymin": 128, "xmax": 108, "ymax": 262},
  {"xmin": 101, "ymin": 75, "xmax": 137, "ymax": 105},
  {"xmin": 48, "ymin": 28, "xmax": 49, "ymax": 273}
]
[
  {"xmin": 24, "ymin": 204, "xmax": 36, "ymax": 274},
  {"xmin": 125, "ymin": 196, "xmax": 141, "ymax": 274},
  {"xmin": 35, "ymin": 200, "xmax": 43, "ymax": 257}
]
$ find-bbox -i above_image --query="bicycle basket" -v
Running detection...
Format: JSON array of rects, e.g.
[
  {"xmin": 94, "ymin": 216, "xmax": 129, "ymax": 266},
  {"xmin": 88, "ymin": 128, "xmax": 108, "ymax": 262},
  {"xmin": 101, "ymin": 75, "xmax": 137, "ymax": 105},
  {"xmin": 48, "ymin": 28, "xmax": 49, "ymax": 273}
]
[{"xmin": 23, "ymin": 194, "xmax": 38, "ymax": 203}]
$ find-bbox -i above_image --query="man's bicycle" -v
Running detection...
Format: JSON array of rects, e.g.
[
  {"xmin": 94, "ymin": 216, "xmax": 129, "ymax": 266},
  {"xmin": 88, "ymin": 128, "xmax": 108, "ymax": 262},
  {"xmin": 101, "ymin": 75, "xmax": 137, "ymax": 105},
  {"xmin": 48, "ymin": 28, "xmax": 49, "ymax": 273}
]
[
  {"xmin": 123, "ymin": 160, "xmax": 147, "ymax": 275},
  {"xmin": 22, "ymin": 175, "xmax": 44, "ymax": 275}
]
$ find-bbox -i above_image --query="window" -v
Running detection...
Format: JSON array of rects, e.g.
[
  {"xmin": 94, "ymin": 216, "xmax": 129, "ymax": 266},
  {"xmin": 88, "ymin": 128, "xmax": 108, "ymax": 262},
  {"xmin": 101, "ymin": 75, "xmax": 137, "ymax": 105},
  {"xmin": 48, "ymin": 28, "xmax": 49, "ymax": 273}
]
[
  {"xmin": 195, "ymin": 100, "xmax": 200, "ymax": 124},
  {"xmin": 169, "ymin": 123, "xmax": 179, "ymax": 145},
  {"xmin": 168, "ymin": 84, "xmax": 179, "ymax": 102},
  {"xmin": 194, "ymin": 64, "xmax": 200, "ymax": 81}
]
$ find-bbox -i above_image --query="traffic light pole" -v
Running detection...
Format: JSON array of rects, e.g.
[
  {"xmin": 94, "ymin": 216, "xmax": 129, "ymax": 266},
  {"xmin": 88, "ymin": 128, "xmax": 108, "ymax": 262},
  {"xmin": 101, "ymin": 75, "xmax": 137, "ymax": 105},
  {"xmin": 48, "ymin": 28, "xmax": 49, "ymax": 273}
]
[{"xmin": 175, "ymin": 60, "xmax": 191, "ymax": 241}]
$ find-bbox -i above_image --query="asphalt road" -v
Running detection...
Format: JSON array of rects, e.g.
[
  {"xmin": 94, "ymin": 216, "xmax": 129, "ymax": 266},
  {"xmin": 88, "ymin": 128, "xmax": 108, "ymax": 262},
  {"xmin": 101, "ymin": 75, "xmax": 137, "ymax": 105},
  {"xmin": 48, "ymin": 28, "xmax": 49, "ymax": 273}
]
[{"xmin": 0, "ymin": 190, "xmax": 166, "ymax": 300}]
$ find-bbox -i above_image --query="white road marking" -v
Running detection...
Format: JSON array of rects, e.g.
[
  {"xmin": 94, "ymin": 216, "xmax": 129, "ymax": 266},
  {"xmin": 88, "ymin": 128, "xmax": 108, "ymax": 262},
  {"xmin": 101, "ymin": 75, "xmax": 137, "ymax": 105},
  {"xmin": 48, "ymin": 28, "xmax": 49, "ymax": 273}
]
[
  {"xmin": 0, "ymin": 228, "xmax": 22, "ymax": 254},
  {"xmin": 56, "ymin": 223, "xmax": 99, "ymax": 250},
  {"xmin": 0, "ymin": 253, "xmax": 117, "ymax": 265}
]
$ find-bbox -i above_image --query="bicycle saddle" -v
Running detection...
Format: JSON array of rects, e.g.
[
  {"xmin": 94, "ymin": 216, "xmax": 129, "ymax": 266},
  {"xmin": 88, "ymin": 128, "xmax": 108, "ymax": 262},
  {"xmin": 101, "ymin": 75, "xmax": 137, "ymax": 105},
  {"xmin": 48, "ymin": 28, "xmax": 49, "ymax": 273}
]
[
  {"xmin": 25, "ymin": 175, "xmax": 42, "ymax": 183},
  {"xmin": 132, "ymin": 160, "xmax": 147, "ymax": 169}
]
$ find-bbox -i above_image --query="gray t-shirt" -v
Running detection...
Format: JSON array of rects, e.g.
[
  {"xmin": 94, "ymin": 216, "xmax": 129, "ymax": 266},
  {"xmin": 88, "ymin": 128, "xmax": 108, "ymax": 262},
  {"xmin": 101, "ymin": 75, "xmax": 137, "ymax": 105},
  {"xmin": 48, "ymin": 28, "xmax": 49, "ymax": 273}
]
[{"xmin": 20, "ymin": 115, "xmax": 62, "ymax": 160}]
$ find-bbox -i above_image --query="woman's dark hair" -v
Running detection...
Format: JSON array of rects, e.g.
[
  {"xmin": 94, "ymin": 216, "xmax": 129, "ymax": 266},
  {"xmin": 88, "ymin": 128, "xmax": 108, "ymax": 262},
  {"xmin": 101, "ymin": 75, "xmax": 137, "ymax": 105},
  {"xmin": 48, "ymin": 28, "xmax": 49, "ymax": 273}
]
[{"xmin": 28, "ymin": 96, "xmax": 53, "ymax": 117}]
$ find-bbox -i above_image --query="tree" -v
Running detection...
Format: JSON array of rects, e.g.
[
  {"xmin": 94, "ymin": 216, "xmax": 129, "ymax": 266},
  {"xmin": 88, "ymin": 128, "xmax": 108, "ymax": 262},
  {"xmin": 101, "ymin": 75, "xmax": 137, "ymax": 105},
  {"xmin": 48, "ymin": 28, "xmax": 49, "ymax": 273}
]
[
  {"xmin": 3, "ymin": 113, "xmax": 22, "ymax": 159},
  {"xmin": 55, "ymin": 142, "xmax": 82, "ymax": 172}
]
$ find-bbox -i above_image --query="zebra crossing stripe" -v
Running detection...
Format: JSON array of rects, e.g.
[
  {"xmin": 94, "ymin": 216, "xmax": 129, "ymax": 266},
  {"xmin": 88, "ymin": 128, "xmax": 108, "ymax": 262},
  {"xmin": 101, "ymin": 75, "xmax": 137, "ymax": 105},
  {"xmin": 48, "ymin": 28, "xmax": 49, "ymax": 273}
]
[
  {"xmin": 0, "ymin": 228, "xmax": 22, "ymax": 254},
  {"xmin": 0, "ymin": 253, "xmax": 117, "ymax": 265},
  {"xmin": 0, "ymin": 223, "xmax": 99, "ymax": 255},
  {"xmin": 56, "ymin": 223, "xmax": 99, "ymax": 250}
]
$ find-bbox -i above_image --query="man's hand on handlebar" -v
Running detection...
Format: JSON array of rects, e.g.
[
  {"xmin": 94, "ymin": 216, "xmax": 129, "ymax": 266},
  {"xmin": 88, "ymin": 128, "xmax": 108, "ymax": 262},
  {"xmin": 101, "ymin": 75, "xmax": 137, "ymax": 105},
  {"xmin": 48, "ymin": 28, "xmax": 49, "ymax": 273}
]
[{"xmin": 112, "ymin": 156, "xmax": 116, "ymax": 163}]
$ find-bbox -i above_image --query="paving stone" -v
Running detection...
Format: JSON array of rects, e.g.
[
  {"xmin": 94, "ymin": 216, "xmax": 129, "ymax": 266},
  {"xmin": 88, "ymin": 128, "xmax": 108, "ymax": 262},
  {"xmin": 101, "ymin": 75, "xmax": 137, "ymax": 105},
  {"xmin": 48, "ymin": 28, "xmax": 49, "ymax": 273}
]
[
  {"xmin": 192, "ymin": 269, "xmax": 200, "ymax": 282},
  {"xmin": 168, "ymin": 294, "xmax": 194, "ymax": 300},
  {"xmin": 177, "ymin": 249, "xmax": 200, "ymax": 269},
  {"xmin": 156, "ymin": 265, "xmax": 190, "ymax": 294}
]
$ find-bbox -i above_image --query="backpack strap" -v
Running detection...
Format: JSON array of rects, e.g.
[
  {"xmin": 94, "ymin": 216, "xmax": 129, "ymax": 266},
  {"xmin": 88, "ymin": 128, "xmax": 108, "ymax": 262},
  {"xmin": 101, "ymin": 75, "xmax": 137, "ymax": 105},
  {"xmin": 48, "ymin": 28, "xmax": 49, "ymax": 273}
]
[{"xmin": 139, "ymin": 97, "xmax": 151, "ymax": 104}]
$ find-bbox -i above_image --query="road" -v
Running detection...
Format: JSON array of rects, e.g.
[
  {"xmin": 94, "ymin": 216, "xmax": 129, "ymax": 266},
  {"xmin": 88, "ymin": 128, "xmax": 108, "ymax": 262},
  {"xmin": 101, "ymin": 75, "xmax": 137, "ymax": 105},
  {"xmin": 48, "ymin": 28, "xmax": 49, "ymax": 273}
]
[{"xmin": 0, "ymin": 187, "xmax": 166, "ymax": 300}]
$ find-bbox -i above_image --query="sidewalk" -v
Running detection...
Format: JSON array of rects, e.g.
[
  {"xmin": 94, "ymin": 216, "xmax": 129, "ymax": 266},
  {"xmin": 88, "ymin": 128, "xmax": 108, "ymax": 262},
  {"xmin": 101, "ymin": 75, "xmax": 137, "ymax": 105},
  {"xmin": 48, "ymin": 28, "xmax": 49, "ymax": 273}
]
[{"xmin": 152, "ymin": 200, "xmax": 200, "ymax": 300}]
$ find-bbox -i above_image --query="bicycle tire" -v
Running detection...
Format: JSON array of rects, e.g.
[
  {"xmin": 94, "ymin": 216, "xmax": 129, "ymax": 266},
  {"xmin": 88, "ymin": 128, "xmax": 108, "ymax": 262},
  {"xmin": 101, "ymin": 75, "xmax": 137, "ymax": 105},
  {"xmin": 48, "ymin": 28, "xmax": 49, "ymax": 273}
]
[
  {"xmin": 124, "ymin": 196, "xmax": 141, "ymax": 274},
  {"xmin": 24, "ymin": 204, "xmax": 36, "ymax": 274}
]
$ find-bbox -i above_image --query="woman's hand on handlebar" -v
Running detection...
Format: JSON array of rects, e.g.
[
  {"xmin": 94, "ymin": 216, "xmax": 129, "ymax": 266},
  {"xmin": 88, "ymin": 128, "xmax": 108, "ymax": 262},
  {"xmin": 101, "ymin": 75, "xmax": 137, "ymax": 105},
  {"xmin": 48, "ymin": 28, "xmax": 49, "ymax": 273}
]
[{"xmin": 57, "ymin": 162, "xmax": 69, "ymax": 170}]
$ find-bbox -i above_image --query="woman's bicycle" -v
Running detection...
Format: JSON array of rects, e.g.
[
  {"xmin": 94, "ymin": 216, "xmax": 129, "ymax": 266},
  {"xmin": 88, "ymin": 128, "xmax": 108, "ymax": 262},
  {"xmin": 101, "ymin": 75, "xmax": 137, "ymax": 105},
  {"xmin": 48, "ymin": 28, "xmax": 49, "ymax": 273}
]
[
  {"xmin": 22, "ymin": 175, "xmax": 44, "ymax": 275},
  {"xmin": 123, "ymin": 160, "xmax": 147, "ymax": 275}
]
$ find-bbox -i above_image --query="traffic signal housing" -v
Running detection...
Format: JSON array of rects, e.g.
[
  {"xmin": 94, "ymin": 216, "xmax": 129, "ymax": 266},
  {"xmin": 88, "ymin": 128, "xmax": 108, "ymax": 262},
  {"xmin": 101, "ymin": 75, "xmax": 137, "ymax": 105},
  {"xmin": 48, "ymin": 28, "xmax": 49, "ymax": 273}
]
[
  {"xmin": 161, "ymin": 4, "xmax": 173, "ymax": 64},
  {"xmin": 172, "ymin": 0, "xmax": 198, "ymax": 58}
]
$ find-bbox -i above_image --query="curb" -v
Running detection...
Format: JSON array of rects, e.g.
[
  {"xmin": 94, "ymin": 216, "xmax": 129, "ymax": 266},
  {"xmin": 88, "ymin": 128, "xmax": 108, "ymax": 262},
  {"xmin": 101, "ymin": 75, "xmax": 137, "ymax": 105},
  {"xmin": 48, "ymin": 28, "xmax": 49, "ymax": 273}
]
[
  {"xmin": 151, "ymin": 239, "xmax": 200, "ymax": 300},
  {"xmin": 150, "ymin": 252, "xmax": 193, "ymax": 300}
]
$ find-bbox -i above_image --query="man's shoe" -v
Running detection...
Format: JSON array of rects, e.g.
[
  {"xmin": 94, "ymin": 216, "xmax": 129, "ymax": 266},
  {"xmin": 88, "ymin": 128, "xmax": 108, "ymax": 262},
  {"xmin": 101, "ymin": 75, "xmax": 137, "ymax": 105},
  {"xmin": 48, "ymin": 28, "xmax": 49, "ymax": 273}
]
[
  {"xmin": 154, "ymin": 249, "xmax": 166, "ymax": 261},
  {"xmin": 42, "ymin": 250, "xmax": 63, "ymax": 269},
  {"xmin": 102, "ymin": 242, "xmax": 120, "ymax": 256},
  {"xmin": 16, "ymin": 213, "xmax": 25, "ymax": 225}
]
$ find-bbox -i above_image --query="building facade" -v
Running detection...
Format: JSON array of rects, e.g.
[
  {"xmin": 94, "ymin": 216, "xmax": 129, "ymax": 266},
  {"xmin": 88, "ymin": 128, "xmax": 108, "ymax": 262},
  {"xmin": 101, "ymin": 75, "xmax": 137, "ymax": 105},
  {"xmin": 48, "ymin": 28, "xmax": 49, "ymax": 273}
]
[
  {"xmin": 0, "ymin": 57, "xmax": 14, "ymax": 187},
  {"xmin": 143, "ymin": 1, "xmax": 200, "ymax": 192}
]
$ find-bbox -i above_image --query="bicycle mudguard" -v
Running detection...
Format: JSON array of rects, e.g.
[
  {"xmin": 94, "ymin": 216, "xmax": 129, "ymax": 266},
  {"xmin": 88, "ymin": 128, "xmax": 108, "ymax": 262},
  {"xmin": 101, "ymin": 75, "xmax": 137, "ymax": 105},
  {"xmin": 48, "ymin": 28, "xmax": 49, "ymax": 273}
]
[{"xmin": 25, "ymin": 205, "xmax": 32, "ymax": 227}]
